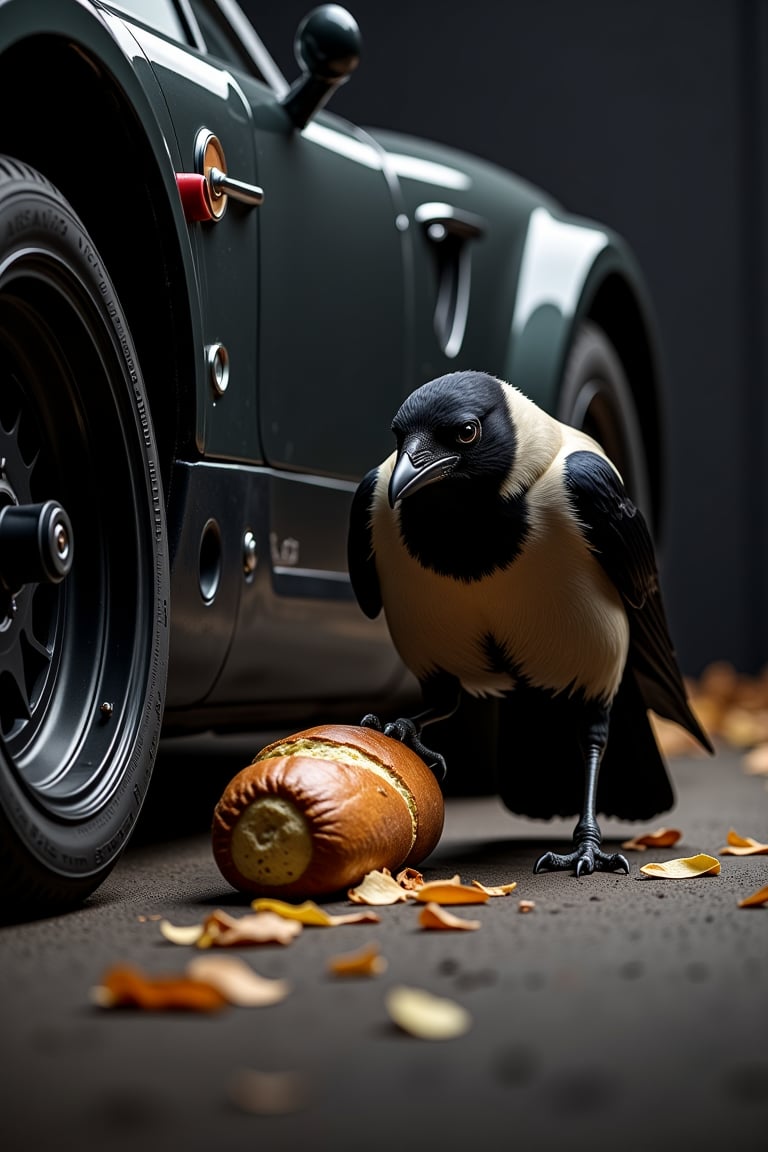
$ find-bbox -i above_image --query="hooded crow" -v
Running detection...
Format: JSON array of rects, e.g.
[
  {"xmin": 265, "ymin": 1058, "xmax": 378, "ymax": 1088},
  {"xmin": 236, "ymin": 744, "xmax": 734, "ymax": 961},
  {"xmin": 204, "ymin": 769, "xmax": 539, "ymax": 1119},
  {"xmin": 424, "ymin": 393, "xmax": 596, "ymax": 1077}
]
[{"xmin": 347, "ymin": 370, "xmax": 713, "ymax": 876}]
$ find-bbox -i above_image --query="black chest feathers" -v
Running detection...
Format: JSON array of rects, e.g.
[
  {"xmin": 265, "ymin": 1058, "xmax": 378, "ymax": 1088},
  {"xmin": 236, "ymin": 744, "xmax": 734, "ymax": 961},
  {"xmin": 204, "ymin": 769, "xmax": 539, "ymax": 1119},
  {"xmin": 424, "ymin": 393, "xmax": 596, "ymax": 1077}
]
[{"xmin": 396, "ymin": 482, "xmax": 531, "ymax": 582}]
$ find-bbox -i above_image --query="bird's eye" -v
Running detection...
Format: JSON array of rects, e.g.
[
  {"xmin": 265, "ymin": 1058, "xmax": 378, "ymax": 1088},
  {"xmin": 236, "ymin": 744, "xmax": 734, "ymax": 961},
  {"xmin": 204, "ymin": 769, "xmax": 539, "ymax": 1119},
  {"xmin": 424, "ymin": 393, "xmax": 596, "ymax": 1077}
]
[{"xmin": 456, "ymin": 420, "xmax": 480, "ymax": 445}]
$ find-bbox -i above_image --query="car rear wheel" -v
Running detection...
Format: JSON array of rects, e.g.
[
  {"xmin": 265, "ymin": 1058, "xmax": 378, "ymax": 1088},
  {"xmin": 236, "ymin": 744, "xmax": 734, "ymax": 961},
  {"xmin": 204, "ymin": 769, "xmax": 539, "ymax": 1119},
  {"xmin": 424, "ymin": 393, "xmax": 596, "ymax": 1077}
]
[
  {"xmin": 0, "ymin": 156, "xmax": 169, "ymax": 917},
  {"xmin": 557, "ymin": 320, "xmax": 653, "ymax": 525}
]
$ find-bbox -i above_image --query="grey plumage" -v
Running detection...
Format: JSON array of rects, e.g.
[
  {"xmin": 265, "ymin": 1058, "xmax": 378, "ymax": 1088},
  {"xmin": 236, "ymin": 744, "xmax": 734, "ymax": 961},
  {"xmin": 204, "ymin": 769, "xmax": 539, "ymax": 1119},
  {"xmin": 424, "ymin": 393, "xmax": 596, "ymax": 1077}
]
[{"xmin": 348, "ymin": 370, "xmax": 712, "ymax": 876}]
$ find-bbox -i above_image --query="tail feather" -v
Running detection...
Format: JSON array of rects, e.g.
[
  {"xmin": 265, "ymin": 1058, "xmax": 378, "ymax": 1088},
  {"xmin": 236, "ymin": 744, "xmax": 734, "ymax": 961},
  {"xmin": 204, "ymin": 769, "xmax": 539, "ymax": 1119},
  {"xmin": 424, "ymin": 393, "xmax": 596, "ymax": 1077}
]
[{"xmin": 495, "ymin": 671, "xmax": 675, "ymax": 822}]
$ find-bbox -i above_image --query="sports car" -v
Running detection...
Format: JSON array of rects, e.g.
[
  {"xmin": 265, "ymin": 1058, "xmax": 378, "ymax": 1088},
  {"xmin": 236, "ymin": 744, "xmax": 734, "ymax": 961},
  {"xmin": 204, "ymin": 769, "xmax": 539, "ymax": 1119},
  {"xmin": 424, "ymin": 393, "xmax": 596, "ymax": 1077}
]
[{"xmin": 0, "ymin": 0, "xmax": 663, "ymax": 911}]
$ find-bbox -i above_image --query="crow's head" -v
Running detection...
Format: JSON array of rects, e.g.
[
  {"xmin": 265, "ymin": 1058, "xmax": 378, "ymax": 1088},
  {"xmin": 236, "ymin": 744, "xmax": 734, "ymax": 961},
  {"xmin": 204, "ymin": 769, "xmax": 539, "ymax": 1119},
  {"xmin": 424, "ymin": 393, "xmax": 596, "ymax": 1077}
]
[{"xmin": 388, "ymin": 372, "xmax": 515, "ymax": 507}]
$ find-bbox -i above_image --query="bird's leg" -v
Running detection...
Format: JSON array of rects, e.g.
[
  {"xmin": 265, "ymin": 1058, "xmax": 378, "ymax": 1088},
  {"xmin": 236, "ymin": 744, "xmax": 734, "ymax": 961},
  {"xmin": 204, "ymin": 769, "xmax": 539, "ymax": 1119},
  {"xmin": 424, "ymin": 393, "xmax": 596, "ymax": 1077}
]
[
  {"xmin": 360, "ymin": 684, "xmax": 460, "ymax": 782},
  {"xmin": 534, "ymin": 706, "xmax": 630, "ymax": 877}
]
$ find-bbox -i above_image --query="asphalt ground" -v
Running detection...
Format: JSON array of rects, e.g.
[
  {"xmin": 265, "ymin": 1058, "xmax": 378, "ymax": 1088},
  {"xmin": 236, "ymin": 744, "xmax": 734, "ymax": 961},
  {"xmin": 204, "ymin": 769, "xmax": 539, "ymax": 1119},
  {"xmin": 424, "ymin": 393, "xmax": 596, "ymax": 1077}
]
[{"xmin": 1, "ymin": 735, "xmax": 767, "ymax": 1152}]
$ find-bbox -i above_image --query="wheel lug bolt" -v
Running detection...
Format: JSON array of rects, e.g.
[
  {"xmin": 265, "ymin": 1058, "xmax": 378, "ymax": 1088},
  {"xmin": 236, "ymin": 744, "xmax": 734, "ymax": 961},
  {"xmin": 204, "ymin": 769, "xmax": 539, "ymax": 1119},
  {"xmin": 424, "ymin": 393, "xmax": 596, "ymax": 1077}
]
[
  {"xmin": 54, "ymin": 522, "xmax": 70, "ymax": 562},
  {"xmin": 100, "ymin": 701, "xmax": 114, "ymax": 718}
]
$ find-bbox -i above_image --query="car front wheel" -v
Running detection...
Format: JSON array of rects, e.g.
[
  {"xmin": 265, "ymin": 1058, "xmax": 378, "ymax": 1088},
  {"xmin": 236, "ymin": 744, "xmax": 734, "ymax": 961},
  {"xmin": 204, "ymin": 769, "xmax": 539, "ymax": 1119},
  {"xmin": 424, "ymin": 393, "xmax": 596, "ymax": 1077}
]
[{"xmin": 0, "ymin": 157, "xmax": 169, "ymax": 917}]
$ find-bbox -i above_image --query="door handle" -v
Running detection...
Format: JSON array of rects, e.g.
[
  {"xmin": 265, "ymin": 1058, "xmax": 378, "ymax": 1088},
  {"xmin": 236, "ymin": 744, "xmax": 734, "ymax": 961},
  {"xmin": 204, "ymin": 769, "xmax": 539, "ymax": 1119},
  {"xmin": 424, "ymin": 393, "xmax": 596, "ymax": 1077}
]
[{"xmin": 208, "ymin": 167, "xmax": 264, "ymax": 207}]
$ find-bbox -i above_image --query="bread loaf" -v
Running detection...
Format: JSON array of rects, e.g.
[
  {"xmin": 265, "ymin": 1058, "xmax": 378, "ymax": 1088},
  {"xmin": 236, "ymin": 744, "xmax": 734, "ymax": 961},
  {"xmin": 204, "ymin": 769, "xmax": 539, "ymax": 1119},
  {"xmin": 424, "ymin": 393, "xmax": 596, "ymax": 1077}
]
[{"xmin": 211, "ymin": 724, "xmax": 444, "ymax": 898}]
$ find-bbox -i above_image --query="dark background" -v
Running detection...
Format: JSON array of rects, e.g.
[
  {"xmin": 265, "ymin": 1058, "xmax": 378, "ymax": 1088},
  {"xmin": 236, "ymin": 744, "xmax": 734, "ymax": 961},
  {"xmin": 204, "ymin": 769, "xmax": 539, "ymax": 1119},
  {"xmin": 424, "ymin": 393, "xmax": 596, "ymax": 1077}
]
[{"xmin": 242, "ymin": 0, "xmax": 768, "ymax": 679}]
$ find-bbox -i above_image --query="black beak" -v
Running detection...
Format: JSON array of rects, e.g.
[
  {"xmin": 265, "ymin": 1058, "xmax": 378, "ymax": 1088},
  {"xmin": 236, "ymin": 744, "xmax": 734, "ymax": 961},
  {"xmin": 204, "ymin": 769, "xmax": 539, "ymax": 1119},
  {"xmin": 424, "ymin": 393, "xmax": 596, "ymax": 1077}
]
[{"xmin": 388, "ymin": 440, "xmax": 459, "ymax": 507}]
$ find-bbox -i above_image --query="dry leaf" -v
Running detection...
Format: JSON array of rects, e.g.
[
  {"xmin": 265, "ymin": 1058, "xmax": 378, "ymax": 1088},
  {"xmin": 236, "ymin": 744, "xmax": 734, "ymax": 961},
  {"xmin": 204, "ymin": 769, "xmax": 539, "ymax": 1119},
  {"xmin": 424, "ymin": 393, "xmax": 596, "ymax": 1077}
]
[
  {"xmin": 396, "ymin": 867, "xmax": 424, "ymax": 890},
  {"xmin": 650, "ymin": 714, "xmax": 708, "ymax": 757},
  {"xmin": 348, "ymin": 870, "xmax": 414, "ymax": 905},
  {"xmin": 200, "ymin": 909, "xmax": 302, "ymax": 947},
  {"xmin": 159, "ymin": 919, "xmax": 205, "ymax": 946},
  {"xmin": 721, "ymin": 707, "xmax": 768, "ymax": 748},
  {"xmin": 91, "ymin": 965, "xmax": 227, "ymax": 1012},
  {"xmin": 327, "ymin": 942, "xmax": 387, "ymax": 977},
  {"xmin": 228, "ymin": 1070, "xmax": 307, "ymax": 1114},
  {"xmin": 471, "ymin": 879, "xmax": 517, "ymax": 896},
  {"xmin": 386, "ymin": 985, "xmax": 471, "ymax": 1040},
  {"xmin": 414, "ymin": 878, "xmax": 488, "ymax": 905},
  {"xmin": 621, "ymin": 828, "xmax": 683, "ymax": 851},
  {"xmin": 738, "ymin": 884, "xmax": 768, "ymax": 908},
  {"xmin": 418, "ymin": 902, "xmax": 481, "ymax": 931},
  {"xmin": 186, "ymin": 955, "xmax": 290, "ymax": 1006},
  {"xmin": 251, "ymin": 897, "xmax": 380, "ymax": 927},
  {"xmin": 518, "ymin": 900, "xmax": 536, "ymax": 913},
  {"xmin": 718, "ymin": 828, "xmax": 768, "ymax": 856},
  {"xmin": 742, "ymin": 744, "xmax": 768, "ymax": 775},
  {"xmin": 640, "ymin": 853, "xmax": 721, "ymax": 879}
]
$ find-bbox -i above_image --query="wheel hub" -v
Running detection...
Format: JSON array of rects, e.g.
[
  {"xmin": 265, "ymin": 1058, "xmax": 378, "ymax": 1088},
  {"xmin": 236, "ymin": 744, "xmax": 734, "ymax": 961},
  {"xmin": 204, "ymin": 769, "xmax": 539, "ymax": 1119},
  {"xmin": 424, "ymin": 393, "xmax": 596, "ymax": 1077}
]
[{"xmin": 0, "ymin": 500, "xmax": 73, "ymax": 592}]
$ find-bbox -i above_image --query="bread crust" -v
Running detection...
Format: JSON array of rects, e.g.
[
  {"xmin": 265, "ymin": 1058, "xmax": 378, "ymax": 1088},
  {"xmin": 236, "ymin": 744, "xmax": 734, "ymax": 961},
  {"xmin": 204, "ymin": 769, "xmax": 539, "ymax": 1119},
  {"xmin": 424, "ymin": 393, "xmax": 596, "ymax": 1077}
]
[{"xmin": 212, "ymin": 725, "xmax": 444, "ymax": 897}]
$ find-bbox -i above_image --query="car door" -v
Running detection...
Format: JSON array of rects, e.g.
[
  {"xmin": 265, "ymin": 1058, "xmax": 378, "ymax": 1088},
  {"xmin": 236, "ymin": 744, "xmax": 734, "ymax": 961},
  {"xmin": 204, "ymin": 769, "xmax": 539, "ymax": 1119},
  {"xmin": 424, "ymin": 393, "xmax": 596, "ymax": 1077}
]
[{"xmin": 253, "ymin": 108, "xmax": 408, "ymax": 483}]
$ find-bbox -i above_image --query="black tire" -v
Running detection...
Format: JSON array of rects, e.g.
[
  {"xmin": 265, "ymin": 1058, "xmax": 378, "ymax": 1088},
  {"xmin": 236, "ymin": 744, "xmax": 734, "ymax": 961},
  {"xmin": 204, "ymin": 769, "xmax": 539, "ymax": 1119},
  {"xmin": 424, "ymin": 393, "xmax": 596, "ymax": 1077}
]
[
  {"xmin": 0, "ymin": 157, "xmax": 169, "ymax": 917},
  {"xmin": 557, "ymin": 320, "xmax": 652, "ymax": 523}
]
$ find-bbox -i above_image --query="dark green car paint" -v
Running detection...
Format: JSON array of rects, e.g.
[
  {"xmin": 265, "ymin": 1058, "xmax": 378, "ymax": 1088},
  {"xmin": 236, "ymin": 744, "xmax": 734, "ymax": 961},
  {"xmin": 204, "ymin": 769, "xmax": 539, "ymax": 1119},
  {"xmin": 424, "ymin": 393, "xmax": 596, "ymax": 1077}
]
[{"xmin": 0, "ymin": 0, "xmax": 663, "ymax": 908}]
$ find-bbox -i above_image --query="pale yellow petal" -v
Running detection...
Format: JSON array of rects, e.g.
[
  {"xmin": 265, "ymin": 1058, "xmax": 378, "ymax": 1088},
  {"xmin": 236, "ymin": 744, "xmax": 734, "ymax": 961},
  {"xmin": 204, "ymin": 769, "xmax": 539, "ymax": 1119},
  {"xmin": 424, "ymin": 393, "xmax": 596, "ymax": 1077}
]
[
  {"xmin": 348, "ymin": 870, "xmax": 413, "ymax": 905},
  {"xmin": 251, "ymin": 898, "xmax": 380, "ymax": 927},
  {"xmin": 640, "ymin": 853, "xmax": 721, "ymax": 878},
  {"xmin": 471, "ymin": 879, "xmax": 517, "ymax": 896},
  {"xmin": 418, "ymin": 902, "xmax": 481, "ymax": 931},
  {"xmin": 201, "ymin": 910, "xmax": 302, "ymax": 946},
  {"xmin": 158, "ymin": 920, "xmax": 204, "ymax": 946},
  {"xmin": 742, "ymin": 744, "xmax": 768, "ymax": 776},
  {"xmin": 386, "ymin": 986, "xmax": 471, "ymax": 1040},
  {"xmin": 186, "ymin": 954, "xmax": 290, "ymax": 1006}
]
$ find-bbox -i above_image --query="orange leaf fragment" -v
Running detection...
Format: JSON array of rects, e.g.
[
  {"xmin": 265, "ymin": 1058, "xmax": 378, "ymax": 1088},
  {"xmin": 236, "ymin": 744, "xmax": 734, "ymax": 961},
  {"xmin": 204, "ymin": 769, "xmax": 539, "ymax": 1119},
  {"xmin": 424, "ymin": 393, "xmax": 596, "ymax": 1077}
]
[
  {"xmin": 348, "ymin": 870, "xmax": 414, "ymax": 905},
  {"xmin": 327, "ymin": 941, "xmax": 388, "ymax": 977},
  {"xmin": 414, "ymin": 878, "xmax": 488, "ymax": 905},
  {"xmin": 621, "ymin": 828, "xmax": 683, "ymax": 851},
  {"xmin": 199, "ymin": 909, "xmax": 302, "ymax": 947},
  {"xmin": 418, "ymin": 902, "xmax": 481, "ymax": 931},
  {"xmin": 718, "ymin": 828, "xmax": 768, "ymax": 856},
  {"xmin": 640, "ymin": 853, "xmax": 721, "ymax": 879},
  {"xmin": 186, "ymin": 955, "xmax": 290, "ymax": 1006},
  {"xmin": 396, "ymin": 867, "xmax": 425, "ymax": 890},
  {"xmin": 471, "ymin": 879, "xmax": 518, "ymax": 896},
  {"xmin": 91, "ymin": 964, "xmax": 227, "ymax": 1012},
  {"xmin": 251, "ymin": 897, "xmax": 380, "ymax": 927},
  {"xmin": 518, "ymin": 900, "xmax": 536, "ymax": 913},
  {"xmin": 738, "ymin": 884, "xmax": 768, "ymax": 908}
]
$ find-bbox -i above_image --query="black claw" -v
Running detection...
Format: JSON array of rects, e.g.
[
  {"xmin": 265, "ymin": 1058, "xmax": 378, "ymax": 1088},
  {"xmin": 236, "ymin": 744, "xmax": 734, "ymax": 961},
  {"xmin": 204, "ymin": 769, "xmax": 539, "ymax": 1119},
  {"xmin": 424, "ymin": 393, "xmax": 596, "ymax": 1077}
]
[
  {"xmin": 533, "ymin": 845, "xmax": 631, "ymax": 878},
  {"xmin": 361, "ymin": 715, "xmax": 447, "ymax": 781}
]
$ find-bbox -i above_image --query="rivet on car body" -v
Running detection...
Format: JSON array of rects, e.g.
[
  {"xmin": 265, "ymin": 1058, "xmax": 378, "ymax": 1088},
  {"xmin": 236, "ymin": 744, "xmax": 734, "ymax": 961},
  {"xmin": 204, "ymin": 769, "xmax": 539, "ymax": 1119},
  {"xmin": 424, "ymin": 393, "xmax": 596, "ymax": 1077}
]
[
  {"xmin": 242, "ymin": 530, "xmax": 258, "ymax": 579},
  {"xmin": 206, "ymin": 343, "xmax": 230, "ymax": 396}
]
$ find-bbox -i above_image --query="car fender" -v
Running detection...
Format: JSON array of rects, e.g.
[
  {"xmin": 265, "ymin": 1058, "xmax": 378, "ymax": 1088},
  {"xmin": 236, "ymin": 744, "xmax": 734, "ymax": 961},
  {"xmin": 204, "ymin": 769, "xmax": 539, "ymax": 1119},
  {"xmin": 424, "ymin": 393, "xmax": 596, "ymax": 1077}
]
[
  {"xmin": 504, "ymin": 205, "xmax": 654, "ymax": 408},
  {"xmin": 0, "ymin": 0, "xmax": 207, "ymax": 461}
]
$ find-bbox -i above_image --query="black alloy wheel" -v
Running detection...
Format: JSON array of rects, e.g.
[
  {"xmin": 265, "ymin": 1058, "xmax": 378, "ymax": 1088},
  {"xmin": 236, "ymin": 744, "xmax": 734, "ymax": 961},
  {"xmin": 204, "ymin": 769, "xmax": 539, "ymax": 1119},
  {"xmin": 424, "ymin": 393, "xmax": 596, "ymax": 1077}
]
[{"xmin": 0, "ymin": 157, "xmax": 169, "ymax": 916}]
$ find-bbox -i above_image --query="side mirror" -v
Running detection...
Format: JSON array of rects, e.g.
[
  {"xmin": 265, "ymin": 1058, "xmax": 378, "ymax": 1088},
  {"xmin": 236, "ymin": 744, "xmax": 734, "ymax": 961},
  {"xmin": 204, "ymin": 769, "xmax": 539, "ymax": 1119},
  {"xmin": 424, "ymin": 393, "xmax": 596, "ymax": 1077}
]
[{"xmin": 280, "ymin": 5, "xmax": 361, "ymax": 130}]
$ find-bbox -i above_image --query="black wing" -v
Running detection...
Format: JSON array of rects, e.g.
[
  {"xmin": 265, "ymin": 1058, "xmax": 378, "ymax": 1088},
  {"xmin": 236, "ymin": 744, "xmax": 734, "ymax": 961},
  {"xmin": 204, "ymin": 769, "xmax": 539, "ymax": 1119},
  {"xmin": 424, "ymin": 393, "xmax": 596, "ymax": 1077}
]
[
  {"xmin": 564, "ymin": 450, "xmax": 713, "ymax": 752},
  {"xmin": 347, "ymin": 467, "xmax": 382, "ymax": 619}
]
